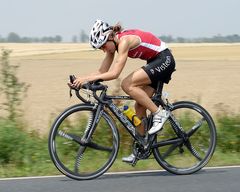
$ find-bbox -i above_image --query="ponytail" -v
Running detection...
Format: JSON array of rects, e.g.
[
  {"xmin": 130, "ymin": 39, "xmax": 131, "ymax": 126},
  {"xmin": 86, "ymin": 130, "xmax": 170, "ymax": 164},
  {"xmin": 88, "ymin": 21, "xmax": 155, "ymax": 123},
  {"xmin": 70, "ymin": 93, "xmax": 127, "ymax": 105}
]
[{"xmin": 111, "ymin": 22, "xmax": 123, "ymax": 33}]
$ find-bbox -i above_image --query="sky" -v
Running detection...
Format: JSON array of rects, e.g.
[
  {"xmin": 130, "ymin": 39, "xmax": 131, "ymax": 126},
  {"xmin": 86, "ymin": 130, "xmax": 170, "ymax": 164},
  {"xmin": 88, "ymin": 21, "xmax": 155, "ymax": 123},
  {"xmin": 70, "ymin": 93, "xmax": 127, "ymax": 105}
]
[{"xmin": 0, "ymin": 0, "xmax": 239, "ymax": 42}]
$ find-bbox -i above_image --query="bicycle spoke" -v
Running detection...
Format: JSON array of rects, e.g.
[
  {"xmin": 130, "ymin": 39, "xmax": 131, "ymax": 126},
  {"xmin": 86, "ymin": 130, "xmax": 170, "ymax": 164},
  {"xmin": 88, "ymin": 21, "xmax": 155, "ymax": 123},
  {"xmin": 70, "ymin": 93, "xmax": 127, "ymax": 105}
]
[
  {"xmin": 58, "ymin": 130, "xmax": 74, "ymax": 140},
  {"xmin": 161, "ymin": 142, "xmax": 181, "ymax": 159},
  {"xmin": 187, "ymin": 118, "xmax": 205, "ymax": 137},
  {"xmin": 87, "ymin": 141, "xmax": 113, "ymax": 152},
  {"xmin": 185, "ymin": 140, "xmax": 202, "ymax": 161},
  {"xmin": 58, "ymin": 130, "xmax": 113, "ymax": 152},
  {"xmin": 74, "ymin": 146, "xmax": 86, "ymax": 173},
  {"xmin": 152, "ymin": 137, "xmax": 183, "ymax": 148},
  {"xmin": 58, "ymin": 130, "xmax": 85, "ymax": 145}
]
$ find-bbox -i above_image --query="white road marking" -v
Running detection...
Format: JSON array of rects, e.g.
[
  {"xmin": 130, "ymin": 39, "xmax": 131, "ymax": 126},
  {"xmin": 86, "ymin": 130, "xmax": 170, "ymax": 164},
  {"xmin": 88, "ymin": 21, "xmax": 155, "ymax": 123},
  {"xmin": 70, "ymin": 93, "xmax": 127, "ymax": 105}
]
[{"xmin": 0, "ymin": 165, "xmax": 240, "ymax": 181}]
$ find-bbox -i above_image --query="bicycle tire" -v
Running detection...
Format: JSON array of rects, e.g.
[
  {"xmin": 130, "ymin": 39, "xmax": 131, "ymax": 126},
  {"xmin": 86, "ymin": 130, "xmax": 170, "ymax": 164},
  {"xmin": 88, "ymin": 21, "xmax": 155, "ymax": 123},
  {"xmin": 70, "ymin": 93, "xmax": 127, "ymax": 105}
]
[
  {"xmin": 48, "ymin": 104, "xmax": 119, "ymax": 180},
  {"xmin": 153, "ymin": 101, "xmax": 217, "ymax": 175}
]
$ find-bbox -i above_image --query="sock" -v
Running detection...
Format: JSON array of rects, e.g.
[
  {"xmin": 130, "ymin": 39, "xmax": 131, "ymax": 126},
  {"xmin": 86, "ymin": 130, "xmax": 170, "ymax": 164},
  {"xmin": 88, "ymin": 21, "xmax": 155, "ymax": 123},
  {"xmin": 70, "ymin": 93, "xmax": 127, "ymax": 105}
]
[{"xmin": 153, "ymin": 108, "xmax": 161, "ymax": 115}]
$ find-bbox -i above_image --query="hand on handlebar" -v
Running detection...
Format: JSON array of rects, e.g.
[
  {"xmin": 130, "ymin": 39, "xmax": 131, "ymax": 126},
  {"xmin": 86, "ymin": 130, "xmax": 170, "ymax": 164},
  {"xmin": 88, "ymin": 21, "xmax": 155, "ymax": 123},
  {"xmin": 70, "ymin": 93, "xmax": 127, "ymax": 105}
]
[
  {"xmin": 68, "ymin": 75, "xmax": 106, "ymax": 92},
  {"xmin": 68, "ymin": 75, "xmax": 108, "ymax": 103},
  {"xmin": 68, "ymin": 75, "xmax": 87, "ymax": 90},
  {"xmin": 73, "ymin": 77, "xmax": 84, "ymax": 88},
  {"xmin": 68, "ymin": 75, "xmax": 79, "ymax": 90}
]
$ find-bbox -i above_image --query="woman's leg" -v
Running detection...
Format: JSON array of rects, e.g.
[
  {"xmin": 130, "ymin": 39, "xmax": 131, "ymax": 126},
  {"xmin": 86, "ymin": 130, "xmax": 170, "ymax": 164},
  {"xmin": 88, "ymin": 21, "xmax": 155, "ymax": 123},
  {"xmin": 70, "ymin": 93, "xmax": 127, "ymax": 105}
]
[
  {"xmin": 121, "ymin": 68, "xmax": 163, "ymax": 162},
  {"xmin": 134, "ymin": 86, "xmax": 155, "ymax": 135},
  {"xmin": 121, "ymin": 68, "xmax": 159, "ymax": 162},
  {"xmin": 121, "ymin": 68, "xmax": 158, "ymax": 113},
  {"xmin": 121, "ymin": 68, "xmax": 160, "ymax": 135}
]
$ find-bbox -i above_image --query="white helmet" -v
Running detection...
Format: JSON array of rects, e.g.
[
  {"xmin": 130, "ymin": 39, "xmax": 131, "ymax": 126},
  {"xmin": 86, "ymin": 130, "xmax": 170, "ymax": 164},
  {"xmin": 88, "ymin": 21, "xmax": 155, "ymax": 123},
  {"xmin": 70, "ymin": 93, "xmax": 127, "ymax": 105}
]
[{"xmin": 89, "ymin": 19, "xmax": 113, "ymax": 49}]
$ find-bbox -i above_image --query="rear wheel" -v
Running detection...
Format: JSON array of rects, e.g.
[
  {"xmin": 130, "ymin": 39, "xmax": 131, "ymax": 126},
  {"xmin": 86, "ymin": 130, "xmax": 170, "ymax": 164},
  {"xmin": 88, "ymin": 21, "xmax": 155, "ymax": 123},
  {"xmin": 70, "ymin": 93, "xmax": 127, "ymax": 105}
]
[
  {"xmin": 48, "ymin": 104, "xmax": 119, "ymax": 180},
  {"xmin": 153, "ymin": 101, "xmax": 217, "ymax": 175}
]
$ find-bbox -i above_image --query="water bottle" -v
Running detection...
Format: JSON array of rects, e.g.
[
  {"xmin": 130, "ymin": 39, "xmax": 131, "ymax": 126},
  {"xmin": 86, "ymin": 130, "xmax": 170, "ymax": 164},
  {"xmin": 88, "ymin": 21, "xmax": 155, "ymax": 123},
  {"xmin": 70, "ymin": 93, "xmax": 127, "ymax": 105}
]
[{"xmin": 123, "ymin": 106, "xmax": 141, "ymax": 126}]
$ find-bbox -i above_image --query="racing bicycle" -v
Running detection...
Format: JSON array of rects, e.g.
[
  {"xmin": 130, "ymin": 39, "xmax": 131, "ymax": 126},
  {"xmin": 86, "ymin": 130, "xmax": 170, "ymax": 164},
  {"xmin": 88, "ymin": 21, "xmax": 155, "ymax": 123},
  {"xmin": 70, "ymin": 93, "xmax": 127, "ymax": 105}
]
[{"xmin": 48, "ymin": 75, "xmax": 217, "ymax": 180}]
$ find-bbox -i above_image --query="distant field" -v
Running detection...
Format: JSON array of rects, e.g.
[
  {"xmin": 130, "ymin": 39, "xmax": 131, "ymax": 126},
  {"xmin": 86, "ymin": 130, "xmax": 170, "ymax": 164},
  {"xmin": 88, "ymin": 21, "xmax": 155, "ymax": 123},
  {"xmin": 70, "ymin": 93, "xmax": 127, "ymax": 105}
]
[
  {"xmin": 1, "ymin": 43, "xmax": 240, "ymax": 134},
  {"xmin": 1, "ymin": 42, "xmax": 240, "ymax": 60},
  {"xmin": 0, "ymin": 43, "xmax": 92, "ymax": 57}
]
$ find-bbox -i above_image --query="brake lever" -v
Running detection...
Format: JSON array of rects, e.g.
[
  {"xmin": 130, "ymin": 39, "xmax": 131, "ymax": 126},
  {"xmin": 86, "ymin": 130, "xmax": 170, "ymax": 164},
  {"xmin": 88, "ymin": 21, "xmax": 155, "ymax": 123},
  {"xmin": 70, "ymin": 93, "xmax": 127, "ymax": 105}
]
[
  {"xmin": 69, "ymin": 75, "xmax": 79, "ymax": 97},
  {"xmin": 70, "ymin": 75, "xmax": 91, "ymax": 90},
  {"xmin": 70, "ymin": 75, "xmax": 76, "ymax": 84}
]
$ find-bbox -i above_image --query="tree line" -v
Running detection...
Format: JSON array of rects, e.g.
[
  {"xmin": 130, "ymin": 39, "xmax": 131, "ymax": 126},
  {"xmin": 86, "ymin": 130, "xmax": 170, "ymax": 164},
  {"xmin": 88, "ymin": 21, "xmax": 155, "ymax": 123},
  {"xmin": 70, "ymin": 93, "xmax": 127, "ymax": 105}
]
[
  {"xmin": 0, "ymin": 32, "xmax": 62, "ymax": 43},
  {"xmin": 159, "ymin": 34, "xmax": 240, "ymax": 43},
  {"xmin": 0, "ymin": 31, "xmax": 89, "ymax": 43},
  {"xmin": 1, "ymin": 31, "xmax": 240, "ymax": 43}
]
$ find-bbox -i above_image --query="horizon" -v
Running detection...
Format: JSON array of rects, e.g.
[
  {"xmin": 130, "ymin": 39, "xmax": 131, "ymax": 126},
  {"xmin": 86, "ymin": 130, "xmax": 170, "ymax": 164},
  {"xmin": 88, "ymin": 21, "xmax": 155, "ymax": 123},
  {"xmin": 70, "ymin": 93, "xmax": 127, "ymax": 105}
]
[{"xmin": 1, "ymin": 32, "xmax": 240, "ymax": 43}]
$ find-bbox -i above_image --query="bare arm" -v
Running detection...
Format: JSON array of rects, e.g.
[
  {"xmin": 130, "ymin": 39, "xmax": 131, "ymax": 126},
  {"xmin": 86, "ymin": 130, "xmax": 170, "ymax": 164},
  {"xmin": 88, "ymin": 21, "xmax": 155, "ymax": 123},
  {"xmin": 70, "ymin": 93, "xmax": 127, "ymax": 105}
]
[
  {"xmin": 98, "ymin": 51, "xmax": 115, "ymax": 73},
  {"xmin": 85, "ymin": 51, "xmax": 115, "ymax": 77},
  {"xmin": 73, "ymin": 40, "xmax": 130, "ymax": 87}
]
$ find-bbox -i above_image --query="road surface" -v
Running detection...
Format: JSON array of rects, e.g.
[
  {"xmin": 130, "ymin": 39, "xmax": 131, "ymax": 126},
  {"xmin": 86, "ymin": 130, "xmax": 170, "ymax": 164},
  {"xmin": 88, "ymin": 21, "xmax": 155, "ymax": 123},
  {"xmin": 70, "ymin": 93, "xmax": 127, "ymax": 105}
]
[{"xmin": 0, "ymin": 166, "xmax": 239, "ymax": 192}]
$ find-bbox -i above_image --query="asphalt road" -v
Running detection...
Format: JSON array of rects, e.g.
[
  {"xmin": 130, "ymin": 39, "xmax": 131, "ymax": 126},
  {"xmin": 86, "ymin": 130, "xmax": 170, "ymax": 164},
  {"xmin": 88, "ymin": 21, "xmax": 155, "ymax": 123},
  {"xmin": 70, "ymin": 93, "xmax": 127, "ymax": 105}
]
[{"xmin": 0, "ymin": 166, "xmax": 239, "ymax": 192}]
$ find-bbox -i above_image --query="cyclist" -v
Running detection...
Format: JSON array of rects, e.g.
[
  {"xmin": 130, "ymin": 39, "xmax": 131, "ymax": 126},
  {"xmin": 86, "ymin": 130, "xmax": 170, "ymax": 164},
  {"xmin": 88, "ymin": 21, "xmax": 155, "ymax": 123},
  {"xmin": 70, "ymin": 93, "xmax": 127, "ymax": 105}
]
[{"xmin": 70, "ymin": 19, "xmax": 176, "ymax": 163}]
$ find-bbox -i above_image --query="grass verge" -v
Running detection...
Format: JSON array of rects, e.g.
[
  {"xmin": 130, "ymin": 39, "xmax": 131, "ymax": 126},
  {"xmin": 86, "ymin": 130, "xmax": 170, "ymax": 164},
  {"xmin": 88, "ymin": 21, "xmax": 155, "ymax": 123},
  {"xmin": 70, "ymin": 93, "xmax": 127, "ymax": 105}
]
[{"xmin": 0, "ymin": 113, "xmax": 239, "ymax": 178}]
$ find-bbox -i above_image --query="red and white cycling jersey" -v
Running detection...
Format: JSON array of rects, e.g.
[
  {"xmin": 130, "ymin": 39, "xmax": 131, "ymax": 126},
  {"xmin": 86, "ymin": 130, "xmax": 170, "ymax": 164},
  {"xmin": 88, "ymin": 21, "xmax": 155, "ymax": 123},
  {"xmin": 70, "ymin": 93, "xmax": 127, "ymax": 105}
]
[{"xmin": 116, "ymin": 29, "xmax": 167, "ymax": 60}]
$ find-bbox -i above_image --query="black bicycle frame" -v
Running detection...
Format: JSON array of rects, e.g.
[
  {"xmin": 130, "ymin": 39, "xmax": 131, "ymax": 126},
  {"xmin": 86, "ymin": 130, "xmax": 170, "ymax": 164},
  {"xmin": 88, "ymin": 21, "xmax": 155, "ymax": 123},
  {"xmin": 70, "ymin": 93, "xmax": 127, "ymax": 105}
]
[
  {"xmin": 81, "ymin": 81, "xmax": 184, "ymax": 149},
  {"xmin": 106, "ymin": 94, "xmax": 186, "ymax": 149},
  {"xmin": 95, "ymin": 95, "xmax": 146, "ymax": 145}
]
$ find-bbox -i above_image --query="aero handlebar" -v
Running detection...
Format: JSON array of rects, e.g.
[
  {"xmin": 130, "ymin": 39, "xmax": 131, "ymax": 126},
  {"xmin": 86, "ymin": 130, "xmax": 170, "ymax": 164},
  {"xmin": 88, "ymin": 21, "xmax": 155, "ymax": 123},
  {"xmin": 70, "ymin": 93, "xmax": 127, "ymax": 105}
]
[{"xmin": 69, "ymin": 75, "xmax": 108, "ymax": 103}]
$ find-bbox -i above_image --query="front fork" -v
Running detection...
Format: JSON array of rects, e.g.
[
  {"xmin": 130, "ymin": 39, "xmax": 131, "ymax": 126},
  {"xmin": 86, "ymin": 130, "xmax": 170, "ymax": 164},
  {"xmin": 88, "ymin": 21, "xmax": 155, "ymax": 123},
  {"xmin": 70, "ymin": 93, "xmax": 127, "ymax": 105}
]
[{"xmin": 81, "ymin": 103, "xmax": 104, "ymax": 144}]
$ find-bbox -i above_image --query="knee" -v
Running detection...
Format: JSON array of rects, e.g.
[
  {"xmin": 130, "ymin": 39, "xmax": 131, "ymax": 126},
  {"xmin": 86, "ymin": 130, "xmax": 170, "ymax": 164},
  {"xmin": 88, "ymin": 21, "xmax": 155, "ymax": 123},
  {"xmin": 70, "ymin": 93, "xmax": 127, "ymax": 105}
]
[{"xmin": 121, "ymin": 78, "xmax": 131, "ymax": 93}]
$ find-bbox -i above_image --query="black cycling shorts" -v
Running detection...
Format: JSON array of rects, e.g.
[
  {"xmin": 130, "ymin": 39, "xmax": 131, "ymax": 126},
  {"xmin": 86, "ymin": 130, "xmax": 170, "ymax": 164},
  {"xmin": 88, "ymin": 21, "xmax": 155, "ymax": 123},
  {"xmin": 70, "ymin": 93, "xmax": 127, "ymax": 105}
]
[{"xmin": 142, "ymin": 48, "xmax": 176, "ymax": 89}]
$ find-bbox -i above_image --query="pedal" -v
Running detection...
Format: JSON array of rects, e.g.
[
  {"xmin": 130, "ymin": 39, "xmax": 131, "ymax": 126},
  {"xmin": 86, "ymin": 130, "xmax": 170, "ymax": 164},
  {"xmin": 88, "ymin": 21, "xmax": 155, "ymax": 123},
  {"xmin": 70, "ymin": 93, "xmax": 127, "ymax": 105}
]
[
  {"xmin": 130, "ymin": 156, "xmax": 138, "ymax": 167},
  {"xmin": 122, "ymin": 154, "xmax": 139, "ymax": 166}
]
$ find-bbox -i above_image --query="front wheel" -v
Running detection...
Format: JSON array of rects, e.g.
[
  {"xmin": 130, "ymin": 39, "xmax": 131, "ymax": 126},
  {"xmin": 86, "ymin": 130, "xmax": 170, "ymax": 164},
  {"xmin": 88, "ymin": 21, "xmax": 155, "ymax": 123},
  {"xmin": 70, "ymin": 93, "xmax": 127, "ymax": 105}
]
[
  {"xmin": 153, "ymin": 101, "xmax": 217, "ymax": 175},
  {"xmin": 48, "ymin": 104, "xmax": 119, "ymax": 180}
]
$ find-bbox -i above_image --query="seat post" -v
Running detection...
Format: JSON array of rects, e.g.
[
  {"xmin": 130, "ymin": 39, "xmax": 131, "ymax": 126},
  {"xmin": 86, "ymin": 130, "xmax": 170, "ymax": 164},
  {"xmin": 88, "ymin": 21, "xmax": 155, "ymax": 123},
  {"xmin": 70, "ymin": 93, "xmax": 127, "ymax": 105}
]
[{"xmin": 156, "ymin": 81, "xmax": 164, "ymax": 94}]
